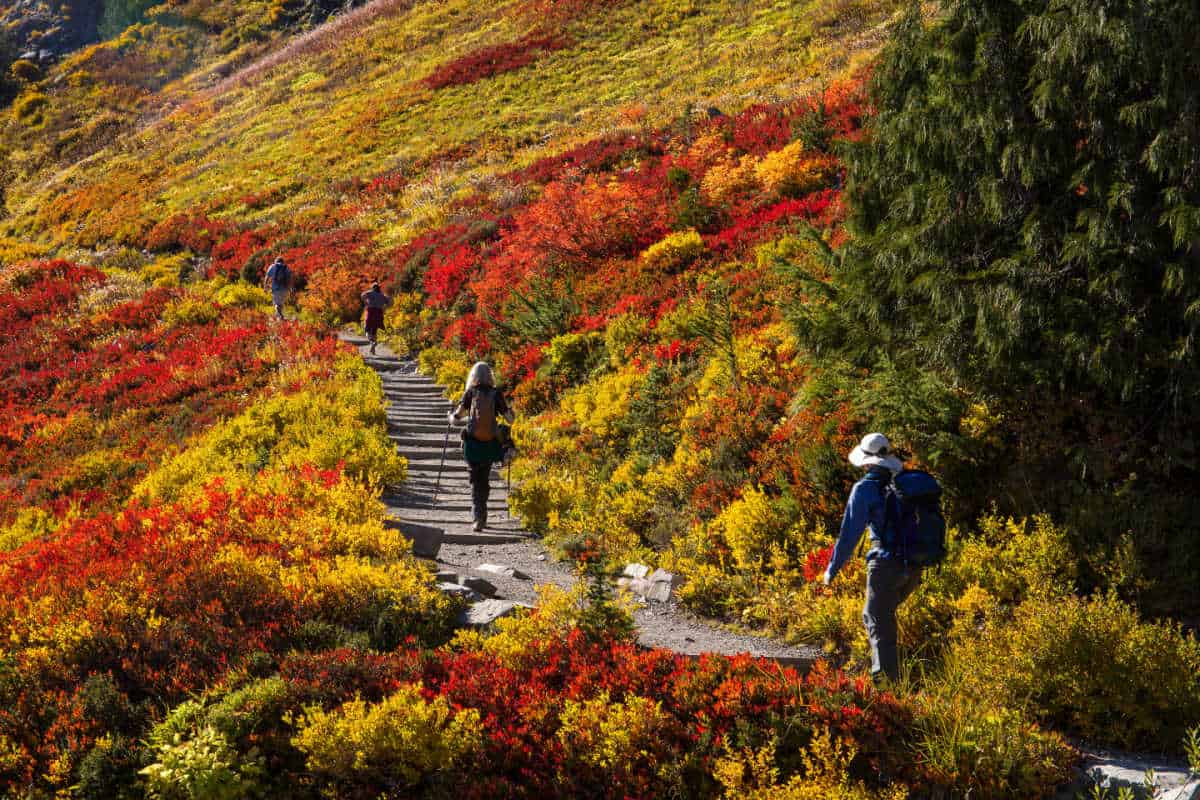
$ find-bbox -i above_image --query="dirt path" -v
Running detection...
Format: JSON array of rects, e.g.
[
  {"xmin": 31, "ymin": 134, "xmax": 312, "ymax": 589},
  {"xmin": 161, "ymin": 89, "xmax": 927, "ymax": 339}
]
[{"xmin": 345, "ymin": 333, "xmax": 821, "ymax": 668}]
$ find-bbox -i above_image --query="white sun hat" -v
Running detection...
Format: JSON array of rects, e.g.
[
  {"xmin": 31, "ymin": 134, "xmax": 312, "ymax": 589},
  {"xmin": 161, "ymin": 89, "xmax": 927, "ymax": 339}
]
[{"xmin": 848, "ymin": 432, "xmax": 904, "ymax": 473}]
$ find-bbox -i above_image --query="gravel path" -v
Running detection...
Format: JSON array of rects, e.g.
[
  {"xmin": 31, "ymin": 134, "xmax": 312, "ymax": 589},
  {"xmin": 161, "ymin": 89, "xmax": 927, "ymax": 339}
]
[{"xmin": 344, "ymin": 333, "xmax": 821, "ymax": 669}]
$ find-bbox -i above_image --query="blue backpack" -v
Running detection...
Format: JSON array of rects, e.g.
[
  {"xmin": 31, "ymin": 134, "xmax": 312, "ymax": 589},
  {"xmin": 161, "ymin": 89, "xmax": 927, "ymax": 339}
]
[{"xmin": 880, "ymin": 470, "xmax": 947, "ymax": 567}]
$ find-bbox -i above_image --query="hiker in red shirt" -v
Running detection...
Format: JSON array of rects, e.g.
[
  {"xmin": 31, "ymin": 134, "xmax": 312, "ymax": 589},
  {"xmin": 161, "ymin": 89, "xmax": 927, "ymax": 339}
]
[{"xmin": 360, "ymin": 282, "xmax": 392, "ymax": 354}]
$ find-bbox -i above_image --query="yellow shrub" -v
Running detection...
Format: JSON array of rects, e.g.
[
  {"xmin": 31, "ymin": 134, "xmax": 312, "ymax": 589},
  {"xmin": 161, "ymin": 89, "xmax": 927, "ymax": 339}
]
[
  {"xmin": 58, "ymin": 448, "xmax": 136, "ymax": 494},
  {"xmin": 136, "ymin": 355, "xmax": 405, "ymax": 501},
  {"xmin": 0, "ymin": 508, "xmax": 62, "ymax": 552},
  {"xmin": 755, "ymin": 144, "xmax": 839, "ymax": 198},
  {"xmin": 557, "ymin": 692, "xmax": 670, "ymax": 771},
  {"xmin": 286, "ymin": 555, "xmax": 453, "ymax": 640},
  {"xmin": 949, "ymin": 514, "xmax": 1076, "ymax": 603},
  {"xmin": 381, "ymin": 291, "xmax": 423, "ymax": 356},
  {"xmin": 451, "ymin": 584, "xmax": 624, "ymax": 669},
  {"xmin": 214, "ymin": 282, "xmax": 271, "ymax": 308},
  {"xmin": 561, "ymin": 368, "xmax": 644, "ymax": 439},
  {"xmin": 640, "ymin": 229, "xmax": 705, "ymax": 275},
  {"xmin": 141, "ymin": 254, "xmax": 189, "ymax": 287},
  {"xmin": 292, "ymin": 684, "xmax": 481, "ymax": 786},
  {"xmin": 943, "ymin": 592, "xmax": 1200, "ymax": 751},
  {"xmin": 604, "ymin": 313, "xmax": 650, "ymax": 367},
  {"xmin": 13, "ymin": 91, "xmax": 49, "ymax": 123},
  {"xmin": 707, "ymin": 486, "xmax": 785, "ymax": 570},
  {"xmin": 418, "ymin": 346, "xmax": 471, "ymax": 399},
  {"xmin": 714, "ymin": 733, "xmax": 907, "ymax": 800},
  {"xmin": 162, "ymin": 294, "xmax": 220, "ymax": 327},
  {"xmin": 701, "ymin": 154, "xmax": 762, "ymax": 206}
]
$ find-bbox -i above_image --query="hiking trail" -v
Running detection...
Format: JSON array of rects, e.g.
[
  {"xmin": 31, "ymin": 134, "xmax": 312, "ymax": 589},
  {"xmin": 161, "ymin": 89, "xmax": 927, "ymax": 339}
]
[{"xmin": 344, "ymin": 332, "xmax": 822, "ymax": 668}]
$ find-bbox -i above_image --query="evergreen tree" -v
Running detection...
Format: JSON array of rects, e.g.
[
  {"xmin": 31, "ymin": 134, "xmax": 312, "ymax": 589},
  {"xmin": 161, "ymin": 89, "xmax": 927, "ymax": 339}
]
[{"xmin": 799, "ymin": 0, "xmax": 1199, "ymax": 478}]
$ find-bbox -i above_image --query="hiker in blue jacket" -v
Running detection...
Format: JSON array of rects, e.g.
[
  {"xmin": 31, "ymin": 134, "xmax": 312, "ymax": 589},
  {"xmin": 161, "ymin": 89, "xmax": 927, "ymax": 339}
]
[
  {"xmin": 263, "ymin": 257, "xmax": 292, "ymax": 320},
  {"xmin": 823, "ymin": 432, "xmax": 921, "ymax": 684}
]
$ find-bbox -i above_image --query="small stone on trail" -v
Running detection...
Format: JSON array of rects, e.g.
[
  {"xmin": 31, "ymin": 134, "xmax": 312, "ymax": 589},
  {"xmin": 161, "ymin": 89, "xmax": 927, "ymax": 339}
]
[
  {"xmin": 434, "ymin": 570, "xmax": 458, "ymax": 584},
  {"xmin": 536, "ymin": 554, "xmax": 547, "ymax": 561},
  {"xmin": 462, "ymin": 576, "xmax": 497, "ymax": 596},
  {"xmin": 476, "ymin": 563, "xmax": 529, "ymax": 579},
  {"xmin": 457, "ymin": 599, "xmax": 531, "ymax": 628},
  {"xmin": 622, "ymin": 563, "xmax": 651, "ymax": 579},
  {"xmin": 438, "ymin": 582, "xmax": 481, "ymax": 602}
]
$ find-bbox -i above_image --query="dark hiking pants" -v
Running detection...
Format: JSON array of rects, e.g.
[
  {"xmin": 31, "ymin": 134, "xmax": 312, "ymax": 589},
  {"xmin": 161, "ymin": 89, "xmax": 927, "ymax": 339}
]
[
  {"xmin": 468, "ymin": 461, "xmax": 492, "ymax": 525},
  {"xmin": 863, "ymin": 558, "xmax": 923, "ymax": 682}
]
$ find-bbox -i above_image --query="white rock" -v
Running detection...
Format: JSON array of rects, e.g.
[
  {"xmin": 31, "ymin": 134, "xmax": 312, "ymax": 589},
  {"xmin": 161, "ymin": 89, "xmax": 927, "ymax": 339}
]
[
  {"xmin": 476, "ymin": 563, "xmax": 529, "ymax": 580},
  {"xmin": 648, "ymin": 568, "xmax": 683, "ymax": 587},
  {"xmin": 1055, "ymin": 754, "xmax": 1199, "ymax": 800},
  {"xmin": 645, "ymin": 581, "xmax": 674, "ymax": 603},
  {"xmin": 622, "ymin": 563, "xmax": 652, "ymax": 579}
]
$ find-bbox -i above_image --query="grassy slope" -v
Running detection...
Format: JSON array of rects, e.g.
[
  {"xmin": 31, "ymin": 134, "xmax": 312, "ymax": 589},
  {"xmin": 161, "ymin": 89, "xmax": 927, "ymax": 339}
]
[{"xmin": 2, "ymin": 0, "xmax": 895, "ymax": 251}]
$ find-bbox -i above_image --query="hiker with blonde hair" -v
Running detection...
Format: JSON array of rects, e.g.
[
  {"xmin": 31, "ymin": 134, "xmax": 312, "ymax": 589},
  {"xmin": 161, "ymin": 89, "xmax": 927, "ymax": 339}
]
[{"xmin": 449, "ymin": 362, "xmax": 514, "ymax": 531}]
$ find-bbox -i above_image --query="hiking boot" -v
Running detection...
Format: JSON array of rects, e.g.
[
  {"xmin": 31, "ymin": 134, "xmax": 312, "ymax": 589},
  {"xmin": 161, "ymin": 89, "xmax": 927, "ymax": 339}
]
[
  {"xmin": 472, "ymin": 521, "xmax": 483, "ymax": 532},
  {"xmin": 369, "ymin": 343, "xmax": 377, "ymax": 354}
]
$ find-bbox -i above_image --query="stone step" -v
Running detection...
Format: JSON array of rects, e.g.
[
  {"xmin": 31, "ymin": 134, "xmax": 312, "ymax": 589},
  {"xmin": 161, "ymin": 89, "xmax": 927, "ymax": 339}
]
[
  {"xmin": 389, "ymin": 422, "xmax": 450, "ymax": 433},
  {"xmin": 442, "ymin": 532, "xmax": 529, "ymax": 545},
  {"xmin": 380, "ymin": 384, "xmax": 444, "ymax": 394},
  {"xmin": 384, "ymin": 395, "xmax": 451, "ymax": 404},
  {"xmin": 390, "ymin": 420, "xmax": 453, "ymax": 427},
  {"xmin": 397, "ymin": 452, "xmax": 449, "ymax": 462},
  {"xmin": 389, "ymin": 435, "xmax": 454, "ymax": 447}
]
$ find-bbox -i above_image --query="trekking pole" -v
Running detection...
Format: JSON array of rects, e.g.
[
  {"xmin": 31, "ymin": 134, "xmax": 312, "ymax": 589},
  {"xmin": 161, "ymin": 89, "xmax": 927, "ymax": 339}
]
[
  {"xmin": 504, "ymin": 460, "xmax": 511, "ymax": 520},
  {"xmin": 432, "ymin": 420, "xmax": 451, "ymax": 505}
]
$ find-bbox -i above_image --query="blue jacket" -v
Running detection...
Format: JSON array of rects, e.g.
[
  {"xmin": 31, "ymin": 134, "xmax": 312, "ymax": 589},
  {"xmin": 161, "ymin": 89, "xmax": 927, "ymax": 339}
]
[{"xmin": 827, "ymin": 467, "xmax": 895, "ymax": 579}]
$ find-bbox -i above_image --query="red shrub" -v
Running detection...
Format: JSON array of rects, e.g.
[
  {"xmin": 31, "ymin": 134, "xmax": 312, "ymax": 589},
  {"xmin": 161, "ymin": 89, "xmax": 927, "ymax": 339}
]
[
  {"xmin": 421, "ymin": 33, "xmax": 571, "ymax": 91},
  {"xmin": 210, "ymin": 226, "xmax": 280, "ymax": 278},
  {"xmin": 423, "ymin": 243, "xmax": 479, "ymax": 308},
  {"xmin": 508, "ymin": 132, "xmax": 665, "ymax": 185},
  {"xmin": 706, "ymin": 189, "xmax": 841, "ymax": 254},
  {"xmin": 145, "ymin": 212, "xmax": 237, "ymax": 255}
]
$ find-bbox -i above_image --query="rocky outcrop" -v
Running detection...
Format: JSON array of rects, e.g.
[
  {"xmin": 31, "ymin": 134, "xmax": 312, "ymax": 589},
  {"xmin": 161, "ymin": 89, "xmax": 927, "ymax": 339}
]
[{"xmin": 1, "ymin": 1, "xmax": 104, "ymax": 64}]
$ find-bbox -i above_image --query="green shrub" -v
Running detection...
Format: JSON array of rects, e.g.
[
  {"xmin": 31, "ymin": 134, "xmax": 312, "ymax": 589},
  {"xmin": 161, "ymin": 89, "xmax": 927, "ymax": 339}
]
[
  {"xmin": 909, "ymin": 694, "xmax": 1076, "ymax": 800},
  {"xmin": 140, "ymin": 725, "xmax": 263, "ymax": 800},
  {"xmin": 944, "ymin": 593, "xmax": 1200, "ymax": 752}
]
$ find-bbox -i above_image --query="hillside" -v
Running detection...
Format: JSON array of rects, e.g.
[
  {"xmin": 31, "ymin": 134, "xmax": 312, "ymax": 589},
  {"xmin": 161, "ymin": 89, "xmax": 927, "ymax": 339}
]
[{"xmin": 1, "ymin": 0, "xmax": 1198, "ymax": 797}]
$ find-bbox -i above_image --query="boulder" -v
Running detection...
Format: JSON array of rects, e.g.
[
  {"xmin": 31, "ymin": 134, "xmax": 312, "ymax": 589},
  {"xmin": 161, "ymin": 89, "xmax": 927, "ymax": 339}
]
[
  {"xmin": 1055, "ymin": 754, "xmax": 1199, "ymax": 800},
  {"xmin": 619, "ymin": 577, "xmax": 654, "ymax": 599},
  {"xmin": 457, "ymin": 599, "xmax": 531, "ymax": 628},
  {"xmin": 476, "ymin": 563, "xmax": 529, "ymax": 580},
  {"xmin": 648, "ymin": 568, "xmax": 683, "ymax": 587},
  {"xmin": 434, "ymin": 570, "xmax": 459, "ymax": 584},
  {"xmin": 622, "ymin": 563, "xmax": 651, "ymax": 579},
  {"xmin": 462, "ymin": 576, "xmax": 497, "ymax": 597},
  {"xmin": 387, "ymin": 519, "xmax": 443, "ymax": 558}
]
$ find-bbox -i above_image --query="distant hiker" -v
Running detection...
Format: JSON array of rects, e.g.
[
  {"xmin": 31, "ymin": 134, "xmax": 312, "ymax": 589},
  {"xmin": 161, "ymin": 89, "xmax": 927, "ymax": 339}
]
[
  {"xmin": 263, "ymin": 257, "xmax": 292, "ymax": 320},
  {"xmin": 823, "ymin": 433, "xmax": 946, "ymax": 684},
  {"xmin": 449, "ymin": 362, "xmax": 514, "ymax": 532},
  {"xmin": 361, "ymin": 282, "xmax": 392, "ymax": 354}
]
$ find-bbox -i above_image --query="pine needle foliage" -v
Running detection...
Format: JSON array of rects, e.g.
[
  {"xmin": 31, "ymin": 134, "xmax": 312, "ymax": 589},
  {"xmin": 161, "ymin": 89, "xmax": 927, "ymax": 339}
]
[{"xmin": 806, "ymin": 0, "xmax": 1200, "ymax": 475}]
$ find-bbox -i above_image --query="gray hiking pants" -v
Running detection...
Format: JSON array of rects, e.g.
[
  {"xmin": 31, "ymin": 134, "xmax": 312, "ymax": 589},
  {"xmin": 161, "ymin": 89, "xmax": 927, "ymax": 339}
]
[{"xmin": 863, "ymin": 558, "xmax": 923, "ymax": 681}]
